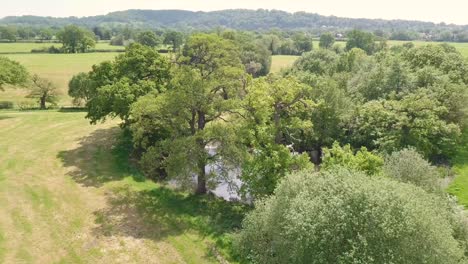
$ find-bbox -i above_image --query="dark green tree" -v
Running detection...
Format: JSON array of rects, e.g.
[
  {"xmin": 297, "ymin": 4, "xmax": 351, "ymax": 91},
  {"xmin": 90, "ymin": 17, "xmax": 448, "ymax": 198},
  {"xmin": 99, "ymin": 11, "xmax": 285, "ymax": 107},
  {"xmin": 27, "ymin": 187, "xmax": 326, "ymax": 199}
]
[
  {"xmin": 0, "ymin": 57, "xmax": 28, "ymax": 90},
  {"xmin": 131, "ymin": 34, "xmax": 246, "ymax": 194},
  {"xmin": 319, "ymin": 32, "xmax": 335, "ymax": 49},
  {"xmin": 163, "ymin": 30, "xmax": 184, "ymax": 52},
  {"xmin": 346, "ymin": 30, "xmax": 376, "ymax": 54},
  {"xmin": 136, "ymin": 31, "xmax": 161, "ymax": 48},
  {"xmin": 57, "ymin": 25, "xmax": 96, "ymax": 53}
]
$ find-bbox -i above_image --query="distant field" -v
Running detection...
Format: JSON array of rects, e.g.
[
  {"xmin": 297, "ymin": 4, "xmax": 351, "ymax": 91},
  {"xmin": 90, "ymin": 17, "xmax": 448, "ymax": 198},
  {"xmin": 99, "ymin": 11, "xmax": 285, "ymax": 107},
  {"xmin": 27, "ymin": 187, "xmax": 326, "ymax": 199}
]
[
  {"xmin": 388, "ymin": 40, "xmax": 468, "ymax": 57},
  {"xmin": 2, "ymin": 53, "xmax": 119, "ymax": 105},
  {"xmin": 271, "ymin": 55, "xmax": 299, "ymax": 73},
  {"xmin": 0, "ymin": 42, "xmax": 124, "ymax": 53},
  {"xmin": 1, "ymin": 39, "xmax": 466, "ymax": 108}
]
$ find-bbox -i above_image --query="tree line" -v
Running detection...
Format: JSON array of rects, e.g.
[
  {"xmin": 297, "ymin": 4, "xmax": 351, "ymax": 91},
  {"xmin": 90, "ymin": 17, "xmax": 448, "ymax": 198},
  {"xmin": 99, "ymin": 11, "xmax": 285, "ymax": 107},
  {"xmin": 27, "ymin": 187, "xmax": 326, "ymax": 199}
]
[{"xmin": 2, "ymin": 9, "xmax": 468, "ymax": 42}]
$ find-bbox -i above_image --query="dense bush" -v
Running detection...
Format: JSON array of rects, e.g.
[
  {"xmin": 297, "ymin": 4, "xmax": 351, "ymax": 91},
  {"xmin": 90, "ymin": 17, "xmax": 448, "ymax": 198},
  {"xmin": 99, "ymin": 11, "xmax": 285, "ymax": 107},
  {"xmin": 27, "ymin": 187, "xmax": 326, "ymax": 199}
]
[
  {"xmin": 237, "ymin": 168, "xmax": 467, "ymax": 263},
  {"xmin": 384, "ymin": 148, "xmax": 441, "ymax": 191},
  {"xmin": 321, "ymin": 142, "xmax": 383, "ymax": 175},
  {"xmin": 0, "ymin": 101, "xmax": 14, "ymax": 109},
  {"xmin": 31, "ymin": 45, "xmax": 61, "ymax": 53}
]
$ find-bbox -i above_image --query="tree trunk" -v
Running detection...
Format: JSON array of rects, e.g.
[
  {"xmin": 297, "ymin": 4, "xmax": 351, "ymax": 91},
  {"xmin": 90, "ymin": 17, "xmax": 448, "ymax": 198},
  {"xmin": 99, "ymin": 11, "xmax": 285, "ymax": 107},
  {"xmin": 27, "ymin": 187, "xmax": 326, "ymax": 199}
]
[
  {"xmin": 274, "ymin": 107, "xmax": 282, "ymax": 144},
  {"xmin": 196, "ymin": 158, "xmax": 207, "ymax": 195},
  {"xmin": 195, "ymin": 111, "xmax": 207, "ymax": 195},
  {"xmin": 40, "ymin": 96, "xmax": 46, "ymax": 110}
]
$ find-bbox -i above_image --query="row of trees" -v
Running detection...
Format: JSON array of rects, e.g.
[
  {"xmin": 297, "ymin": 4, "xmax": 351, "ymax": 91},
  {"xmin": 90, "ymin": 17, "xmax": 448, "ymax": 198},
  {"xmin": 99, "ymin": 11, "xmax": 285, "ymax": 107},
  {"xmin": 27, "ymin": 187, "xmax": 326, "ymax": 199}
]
[{"xmin": 2, "ymin": 9, "xmax": 468, "ymax": 42}]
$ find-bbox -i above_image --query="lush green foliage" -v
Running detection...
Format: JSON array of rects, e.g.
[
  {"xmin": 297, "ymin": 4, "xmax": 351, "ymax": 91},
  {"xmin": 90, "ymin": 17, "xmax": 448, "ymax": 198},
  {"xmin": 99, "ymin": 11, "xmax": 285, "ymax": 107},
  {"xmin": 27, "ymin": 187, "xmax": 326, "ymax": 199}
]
[
  {"xmin": 239, "ymin": 76, "xmax": 313, "ymax": 198},
  {"xmin": 57, "ymin": 25, "xmax": 96, "ymax": 53},
  {"xmin": 346, "ymin": 29, "xmax": 377, "ymax": 54},
  {"xmin": 131, "ymin": 34, "xmax": 246, "ymax": 194},
  {"xmin": 384, "ymin": 148, "xmax": 441, "ymax": 191},
  {"xmin": 68, "ymin": 72, "xmax": 93, "ymax": 106},
  {"xmin": 237, "ymin": 168, "xmax": 467, "ymax": 264},
  {"xmin": 321, "ymin": 142, "xmax": 383, "ymax": 175},
  {"xmin": 319, "ymin": 32, "xmax": 335, "ymax": 49},
  {"xmin": 27, "ymin": 74, "xmax": 59, "ymax": 109},
  {"xmin": 290, "ymin": 42, "xmax": 468, "ymax": 161},
  {"xmin": 0, "ymin": 56, "xmax": 28, "ymax": 90},
  {"xmin": 163, "ymin": 30, "xmax": 184, "ymax": 52},
  {"xmin": 75, "ymin": 43, "xmax": 171, "ymax": 123},
  {"xmin": 136, "ymin": 30, "xmax": 161, "ymax": 47}
]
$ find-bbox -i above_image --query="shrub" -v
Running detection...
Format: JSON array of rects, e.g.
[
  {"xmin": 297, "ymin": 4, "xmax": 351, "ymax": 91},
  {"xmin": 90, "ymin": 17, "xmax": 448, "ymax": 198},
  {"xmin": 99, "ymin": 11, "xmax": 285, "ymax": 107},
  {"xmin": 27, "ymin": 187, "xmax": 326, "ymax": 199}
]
[
  {"xmin": 321, "ymin": 142, "xmax": 383, "ymax": 175},
  {"xmin": 110, "ymin": 35, "xmax": 125, "ymax": 46},
  {"xmin": 31, "ymin": 45, "xmax": 61, "ymax": 54},
  {"xmin": 0, "ymin": 101, "xmax": 13, "ymax": 109},
  {"xmin": 237, "ymin": 168, "xmax": 466, "ymax": 263},
  {"xmin": 384, "ymin": 148, "xmax": 441, "ymax": 191},
  {"xmin": 17, "ymin": 101, "xmax": 37, "ymax": 110}
]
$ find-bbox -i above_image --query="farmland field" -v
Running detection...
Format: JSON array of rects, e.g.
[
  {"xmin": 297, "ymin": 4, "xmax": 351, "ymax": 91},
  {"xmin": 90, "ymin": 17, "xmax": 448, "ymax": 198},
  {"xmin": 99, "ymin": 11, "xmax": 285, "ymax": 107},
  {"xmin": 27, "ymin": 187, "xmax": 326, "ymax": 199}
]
[
  {"xmin": 1, "ymin": 53, "xmax": 119, "ymax": 105},
  {"xmin": 1, "ymin": 40, "xmax": 467, "ymax": 108},
  {"xmin": 271, "ymin": 55, "xmax": 299, "ymax": 73},
  {"xmin": 0, "ymin": 42, "xmax": 124, "ymax": 53},
  {"xmin": 388, "ymin": 40, "xmax": 468, "ymax": 57},
  {"xmin": 0, "ymin": 110, "xmax": 243, "ymax": 263}
]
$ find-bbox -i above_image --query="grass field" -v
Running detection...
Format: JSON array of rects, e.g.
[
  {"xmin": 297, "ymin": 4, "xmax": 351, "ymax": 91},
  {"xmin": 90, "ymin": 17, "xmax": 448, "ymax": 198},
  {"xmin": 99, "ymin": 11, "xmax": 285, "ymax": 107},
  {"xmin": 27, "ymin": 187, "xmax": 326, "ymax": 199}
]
[
  {"xmin": 271, "ymin": 55, "xmax": 299, "ymax": 73},
  {"xmin": 447, "ymin": 130, "xmax": 468, "ymax": 207},
  {"xmin": 1, "ymin": 39, "xmax": 467, "ymax": 108},
  {"xmin": 0, "ymin": 42, "xmax": 124, "ymax": 53},
  {"xmin": 1, "ymin": 53, "xmax": 119, "ymax": 105},
  {"xmin": 388, "ymin": 40, "xmax": 468, "ymax": 57},
  {"xmin": 0, "ymin": 110, "xmax": 245, "ymax": 263}
]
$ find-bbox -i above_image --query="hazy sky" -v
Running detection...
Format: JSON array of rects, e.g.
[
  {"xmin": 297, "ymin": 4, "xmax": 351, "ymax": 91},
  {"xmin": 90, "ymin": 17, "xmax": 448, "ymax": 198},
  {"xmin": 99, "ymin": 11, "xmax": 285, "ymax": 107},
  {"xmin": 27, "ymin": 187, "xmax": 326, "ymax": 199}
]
[{"xmin": 1, "ymin": 0, "xmax": 468, "ymax": 25}]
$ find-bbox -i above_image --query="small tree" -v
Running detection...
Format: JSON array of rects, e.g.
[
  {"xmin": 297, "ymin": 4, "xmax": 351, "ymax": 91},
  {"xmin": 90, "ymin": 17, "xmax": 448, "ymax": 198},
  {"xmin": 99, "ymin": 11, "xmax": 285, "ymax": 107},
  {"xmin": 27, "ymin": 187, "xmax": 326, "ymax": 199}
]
[
  {"xmin": 57, "ymin": 25, "xmax": 96, "ymax": 53},
  {"xmin": 0, "ymin": 56, "xmax": 28, "ymax": 91},
  {"xmin": 292, "ymin": 33, "xmax": 313, "ymax": 54},
  {"xmin": 346, "ymin": 29, "xmax": 376, "ymax": 54},
  {"xmin": 28, "ymin": 74, "xmax": 59, "ymax": 109},
  {"xmin": 163, "ymin": 30, "xmax": 184, "ymax": 52},
  {"xmin": 136, "ymin": 31, "xmax": 161, "ymax": 48},
  {"xmin": 68, "ymin": 72, "xmax": 94, "ymax": 106},
  {"xmin": 321, "ymin": 142, "xmax": 383, "ymax": 175},
  {"xmin": 319, "ymin": 32, "xmax": 335, "ymax": 49},
  {"xmin": 384, "ymin": 148, "xmax": 441, "ymax": 191}
]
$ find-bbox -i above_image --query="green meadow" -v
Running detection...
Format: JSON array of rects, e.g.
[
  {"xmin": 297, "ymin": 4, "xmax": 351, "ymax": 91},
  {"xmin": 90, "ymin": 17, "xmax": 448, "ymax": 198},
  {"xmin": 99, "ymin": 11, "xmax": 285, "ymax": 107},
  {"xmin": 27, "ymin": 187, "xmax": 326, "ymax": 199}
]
[
  {"xmin": 0, "ymin": 42, "xmax": 124, "ymax": 53},
  {"xmin": 0, "ymin": 110, "xmax": 246, "ymax": 263}
]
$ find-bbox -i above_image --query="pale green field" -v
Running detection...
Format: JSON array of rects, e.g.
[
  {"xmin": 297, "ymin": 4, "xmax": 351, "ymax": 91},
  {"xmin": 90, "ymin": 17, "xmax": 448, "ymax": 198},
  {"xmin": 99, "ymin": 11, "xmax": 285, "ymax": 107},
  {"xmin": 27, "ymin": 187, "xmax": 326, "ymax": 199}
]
[
  {"xmin": 0, "ymin": 110, "xmax": 233, "ymax": 263},
  {"xmin": 0, "ymin": 42, "xmax": 124, "ymax": 53},
  {"xmin": 271, "ymin": 55, "xmax": 299, "ymax": 73},
  {"xmin": 1, "ymin": 38, "xmax": 466, "ymax": 108},
  {"xmin": 1, "ymin": 53, "xmax": 119, "ymax": 105},
  {"xmin": 388, "ymin": 40, "xmax": 468, "ymax": 57}
]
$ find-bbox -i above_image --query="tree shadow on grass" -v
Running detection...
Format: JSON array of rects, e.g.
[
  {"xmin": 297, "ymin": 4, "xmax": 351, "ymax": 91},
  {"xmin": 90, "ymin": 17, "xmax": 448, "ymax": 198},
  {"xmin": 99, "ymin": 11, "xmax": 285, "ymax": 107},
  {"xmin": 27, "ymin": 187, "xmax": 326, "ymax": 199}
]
[
  {"xmin": 93, "ymin": 183, "xmax": 248, "ymax": 238},
  {"xmin": 57, "ymin": 126, "xmax": 249, "ymax": 260},
  {"xmin": 0, "ymin": 116, "xmax": 13, "ymax": 121},
  {"xmin": 57, "ymin": 127, "xmax": 144, "ymax": 188}
]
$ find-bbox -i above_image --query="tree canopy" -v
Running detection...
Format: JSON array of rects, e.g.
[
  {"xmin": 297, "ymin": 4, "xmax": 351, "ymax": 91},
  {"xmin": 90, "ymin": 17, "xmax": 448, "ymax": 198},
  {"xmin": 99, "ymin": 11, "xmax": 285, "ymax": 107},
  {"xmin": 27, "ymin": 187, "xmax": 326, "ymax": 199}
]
[
  {"xmin": 0, "ymin": 57, "xmax": 28, "ymax": 90},
  {"xmin": 57, "ymin": 25, "xmax": 96, "ymax": 53},
  {"xmin": 237, "ymin": 168, "xmax": 467, "ymax": 263}
]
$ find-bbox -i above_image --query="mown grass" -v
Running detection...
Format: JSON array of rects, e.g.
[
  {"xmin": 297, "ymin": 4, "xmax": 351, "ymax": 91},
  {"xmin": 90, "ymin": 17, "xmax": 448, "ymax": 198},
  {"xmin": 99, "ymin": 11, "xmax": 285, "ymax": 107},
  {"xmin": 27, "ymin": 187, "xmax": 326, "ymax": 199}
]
[
  {"xmin": 1, "ymin": 52, "xmax": 119, "ymax": 105},
  {"xmin": 0, "ymin": 110, "xmax": 247, "ymax": 263}
]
